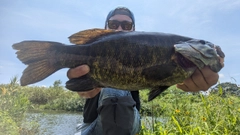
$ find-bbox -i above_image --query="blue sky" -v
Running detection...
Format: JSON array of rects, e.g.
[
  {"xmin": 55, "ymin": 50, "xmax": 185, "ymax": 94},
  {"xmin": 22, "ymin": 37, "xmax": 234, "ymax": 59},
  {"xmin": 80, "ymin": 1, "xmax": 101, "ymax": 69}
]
[{"xmin": 1, "ymin": 0, "xmax": 240, "ymax": 87}]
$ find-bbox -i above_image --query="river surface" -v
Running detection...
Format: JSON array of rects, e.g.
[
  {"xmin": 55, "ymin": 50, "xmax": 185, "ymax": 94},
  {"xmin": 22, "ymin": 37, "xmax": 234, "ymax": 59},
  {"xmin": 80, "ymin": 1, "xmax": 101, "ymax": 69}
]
[
  {"xmin": 26, "ymin": 110, "xmax": 162, "ymax": 135},
  {"xmin": 26, "ymin": 110, "xmax": 83, "ymax": 135}
]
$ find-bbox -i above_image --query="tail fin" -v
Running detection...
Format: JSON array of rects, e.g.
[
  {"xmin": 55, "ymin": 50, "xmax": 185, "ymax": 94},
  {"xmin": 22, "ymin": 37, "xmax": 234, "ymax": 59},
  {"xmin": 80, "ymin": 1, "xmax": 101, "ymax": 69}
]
[{"xmin": 12, "ymin": 41, "xmax": 65, "ymax": 86}]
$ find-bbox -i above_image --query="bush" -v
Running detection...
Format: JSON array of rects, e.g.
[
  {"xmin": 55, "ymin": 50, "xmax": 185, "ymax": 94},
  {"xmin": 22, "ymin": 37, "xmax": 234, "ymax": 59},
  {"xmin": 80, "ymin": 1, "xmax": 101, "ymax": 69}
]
[
  {"xmin": 43, "ymin": 91, "xmax": 85, "ymax": 111},
  {"xmin": 139, "ymin": 86, "xmax": 240, "ymax": 135},
  {"xmin": 0, "ymin": 77, "xmax": 39, "ymax": 135}
]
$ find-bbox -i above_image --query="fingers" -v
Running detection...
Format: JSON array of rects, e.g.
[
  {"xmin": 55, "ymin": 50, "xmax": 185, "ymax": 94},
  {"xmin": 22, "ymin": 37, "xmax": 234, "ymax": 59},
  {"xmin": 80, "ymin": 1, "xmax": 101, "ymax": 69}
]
[
  {"xmin": 177, "ymin": 66, "xmax": 219, "ymax": 92},
  {"xmin": 67, "ymin": 65, "xmax": 100, "ymax": 97},
  {"xmin": 67, "ymin": 65, "xmax": 90, "ymax": 79},
  {"xmin": 77, "ymin": 88, "xmax": 101, "ymax": 99},
  {"xmin": 200, "ymin": 66, "xmax": 219, "ymax": 87}
]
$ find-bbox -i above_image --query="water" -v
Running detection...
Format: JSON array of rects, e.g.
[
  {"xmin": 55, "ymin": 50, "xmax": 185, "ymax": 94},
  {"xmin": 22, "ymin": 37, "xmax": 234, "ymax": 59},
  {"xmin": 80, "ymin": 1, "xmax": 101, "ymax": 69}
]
[
  {"xmin": 26, "ymin": 110, "xmax": 83, "ymax": 135},
  {"xmin": 25, "ymin": 111, "xmax": 164, "ymax": 135}
]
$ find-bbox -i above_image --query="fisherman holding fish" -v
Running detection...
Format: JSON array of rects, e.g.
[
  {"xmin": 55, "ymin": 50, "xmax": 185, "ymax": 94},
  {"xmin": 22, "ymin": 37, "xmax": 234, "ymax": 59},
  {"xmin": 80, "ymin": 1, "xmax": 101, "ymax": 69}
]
[
  {"xmin": 69, "ymin": 7, "xmax": 141, "ymax": 135},
  {"xmin": 66, "ymin": 7, "xmax": 223, "ymax": 135},
  {"xmin": 13, "ymin": 6, "xmax": 224, "ymax": 135}
]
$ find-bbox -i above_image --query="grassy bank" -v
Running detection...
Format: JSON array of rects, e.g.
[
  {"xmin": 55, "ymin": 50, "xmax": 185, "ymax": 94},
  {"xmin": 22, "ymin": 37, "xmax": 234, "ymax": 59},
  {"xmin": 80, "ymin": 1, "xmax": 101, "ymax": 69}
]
[
  {"xmin": 0, "ymin": 78, "xmax": 84, "ymax": 134},
  {"xmin": 139, "ymin": 88, "xmax": 240, "ymax": 134},
  {"xmin": 0, "ymin": 77, "xmax": 38, "ymax": 135},
  {"xmin": 1, "ymin": 77, "xmax": 240, "ymax": 134}
]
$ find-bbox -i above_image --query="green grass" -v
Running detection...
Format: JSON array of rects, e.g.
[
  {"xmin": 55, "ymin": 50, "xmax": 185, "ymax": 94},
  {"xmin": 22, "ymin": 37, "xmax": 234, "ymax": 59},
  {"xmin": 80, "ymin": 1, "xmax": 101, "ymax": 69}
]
[
  {"xmin": 139, "ymin": 86, "xmax": 240, "ymax": 135},
  {"xmin": 1, "ymin": 77, "xmax": 239, "ymax": 134}
]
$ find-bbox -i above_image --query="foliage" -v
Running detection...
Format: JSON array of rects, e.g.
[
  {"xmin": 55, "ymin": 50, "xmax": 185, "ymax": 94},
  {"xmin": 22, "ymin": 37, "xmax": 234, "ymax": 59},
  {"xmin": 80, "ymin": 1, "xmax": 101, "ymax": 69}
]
[
  {"xmin": 0, "ymin": 76, "xmax": 39, "ymax": 135},
  {"xmin": 42, "ymin": 91, "xmax": 85, "ymax": 111},
  {"xmin": 139, "ymin": 86, "xmax": 240, "ymax": 135},
  {"xmin": 0, "ymin": 78, "xmax": 84, "ymax": 134},
  {"xmin": 22, "ymin": 80, "xmax": 85, "ymax": 111},
  {"xmin": 1, "ymin": 77, "xmax": 240, "ymax": 134}
]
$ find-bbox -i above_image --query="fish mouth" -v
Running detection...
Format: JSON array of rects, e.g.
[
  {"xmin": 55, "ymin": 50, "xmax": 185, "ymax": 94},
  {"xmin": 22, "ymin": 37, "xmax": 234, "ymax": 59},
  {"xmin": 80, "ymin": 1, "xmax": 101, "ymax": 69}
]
[{"xmin": 175, "ymin": 53, "xmax": 197, "ymax": 70}]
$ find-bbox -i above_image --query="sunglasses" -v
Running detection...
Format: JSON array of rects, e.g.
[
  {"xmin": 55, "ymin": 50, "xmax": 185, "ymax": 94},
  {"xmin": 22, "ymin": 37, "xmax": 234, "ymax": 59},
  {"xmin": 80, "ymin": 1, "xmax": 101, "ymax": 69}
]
[{"xmin": 107, "ymin": 20, "xmax": 133, "ymax": 30}]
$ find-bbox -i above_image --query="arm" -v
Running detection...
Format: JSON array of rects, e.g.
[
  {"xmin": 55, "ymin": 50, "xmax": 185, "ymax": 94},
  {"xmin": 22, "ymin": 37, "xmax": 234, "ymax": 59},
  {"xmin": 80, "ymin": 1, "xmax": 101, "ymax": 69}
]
[{"xmin": 67, "ymin": 65, "xmax": 101, "ymax": 98}]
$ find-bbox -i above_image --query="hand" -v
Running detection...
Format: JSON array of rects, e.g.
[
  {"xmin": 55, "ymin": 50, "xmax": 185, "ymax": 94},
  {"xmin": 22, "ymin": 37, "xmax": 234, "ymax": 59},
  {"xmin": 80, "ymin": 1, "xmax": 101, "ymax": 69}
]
[
  {"xmin": 77, "ymin": 88, "xmax": 101, "ymax": 98},
  {"xmin": 67, "ymin": 65, "xmax": 90, "ymax": 78},
  {"xmin": 177, "ymin": 56, "xmax": 224, "ymax": 92},
  {"xmin": 67, "ymin": 65, "xmax": 101, "ymax": 98},
  {"xmin": 177, "ymin": 66, "xmax": 219, "ymax": 92}
]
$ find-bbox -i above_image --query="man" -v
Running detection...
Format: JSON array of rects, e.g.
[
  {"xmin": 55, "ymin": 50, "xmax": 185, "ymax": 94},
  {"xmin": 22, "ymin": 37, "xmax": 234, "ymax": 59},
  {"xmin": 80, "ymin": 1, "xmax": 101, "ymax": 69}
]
[
  {"xmin": 70, "ymin": 7, "xmax": 222, "ymax": 135},
  {"xmin": 72, "ymin": 7, "xmax": 140, "ymax": 135}
]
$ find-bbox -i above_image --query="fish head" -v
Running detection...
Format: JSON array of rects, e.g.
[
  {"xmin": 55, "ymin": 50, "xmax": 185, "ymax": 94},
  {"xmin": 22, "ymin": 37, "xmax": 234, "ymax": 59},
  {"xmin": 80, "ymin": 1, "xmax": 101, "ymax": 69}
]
[{"xmin": 173, "ymin": 39, "xmax": 225, "ymax": 73}]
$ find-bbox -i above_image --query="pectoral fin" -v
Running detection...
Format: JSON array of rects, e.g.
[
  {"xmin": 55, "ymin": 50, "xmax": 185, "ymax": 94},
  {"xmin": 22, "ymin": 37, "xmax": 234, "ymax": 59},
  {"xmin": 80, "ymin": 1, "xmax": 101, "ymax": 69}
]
[
  {"xmin": 148, "ymin": 86, "xmax": 169, "ymax": 101},
  {"xmin": 142, "ymin": 64, "xmax": 175, "ymax": 80}
]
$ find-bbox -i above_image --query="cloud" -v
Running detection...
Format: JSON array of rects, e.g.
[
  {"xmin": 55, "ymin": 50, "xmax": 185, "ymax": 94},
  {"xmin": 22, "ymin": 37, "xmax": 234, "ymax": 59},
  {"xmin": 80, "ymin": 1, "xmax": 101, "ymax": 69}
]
[
  {"xmin": 165, "ymin": 0, "xmax": 240, "ymax": 28},
  {"xmin": 0, "ymin": 59, "xmax": 24, "ymax": 84},
  {"xmin": 217, "ymin": 0, "xmax": 240, "ymax": 10},
  {"xmin": 219, "ymin": 73, "xmax": 225, "ymax": 78},
  {"xmin": 0, "ymin": 60, "xmax": 16, "ymax": 66}
]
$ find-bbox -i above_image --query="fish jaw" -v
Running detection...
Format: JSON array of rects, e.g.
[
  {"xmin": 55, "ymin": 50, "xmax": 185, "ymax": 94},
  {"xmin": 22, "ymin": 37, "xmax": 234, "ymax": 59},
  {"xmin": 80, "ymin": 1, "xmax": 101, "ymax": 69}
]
[{"xmin": 174, "ymin": 39, "xmax": 223, "ymax": 73}]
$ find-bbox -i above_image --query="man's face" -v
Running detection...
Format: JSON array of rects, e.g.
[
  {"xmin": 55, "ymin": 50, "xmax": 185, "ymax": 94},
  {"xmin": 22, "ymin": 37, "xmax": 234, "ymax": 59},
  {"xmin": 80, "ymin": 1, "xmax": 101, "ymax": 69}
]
[{"xmin": 106, "ymin": 15, "xmax": 134, "ymax": 31}]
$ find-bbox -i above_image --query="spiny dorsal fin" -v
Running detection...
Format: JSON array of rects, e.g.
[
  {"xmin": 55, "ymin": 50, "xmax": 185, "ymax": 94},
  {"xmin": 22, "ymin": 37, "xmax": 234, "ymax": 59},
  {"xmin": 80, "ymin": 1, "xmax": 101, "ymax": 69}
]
[{"xmin": 69, "ymin": 28, "xmax": 118, "ymax": 45}]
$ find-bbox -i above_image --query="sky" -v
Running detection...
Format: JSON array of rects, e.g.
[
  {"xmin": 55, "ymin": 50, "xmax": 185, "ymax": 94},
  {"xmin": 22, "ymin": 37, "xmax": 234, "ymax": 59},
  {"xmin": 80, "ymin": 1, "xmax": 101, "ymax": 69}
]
[{"xmin": 0, "ymin": 0, "xmax": 240, "ymax": 87}]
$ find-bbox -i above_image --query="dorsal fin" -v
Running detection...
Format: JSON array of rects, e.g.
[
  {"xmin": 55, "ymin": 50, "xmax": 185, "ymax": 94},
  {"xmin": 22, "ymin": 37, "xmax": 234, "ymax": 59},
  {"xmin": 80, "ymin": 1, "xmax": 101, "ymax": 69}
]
[{"xmin": 68, "ymin": 28, "xmax": 118, "ymax": 45}]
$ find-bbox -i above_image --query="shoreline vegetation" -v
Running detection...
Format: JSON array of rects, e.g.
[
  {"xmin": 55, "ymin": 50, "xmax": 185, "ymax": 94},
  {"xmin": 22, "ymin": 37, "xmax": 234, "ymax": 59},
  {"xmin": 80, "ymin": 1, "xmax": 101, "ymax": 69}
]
[{"xmin": 1, "ymin": 77, "xmax": 240, "ymax": 134}]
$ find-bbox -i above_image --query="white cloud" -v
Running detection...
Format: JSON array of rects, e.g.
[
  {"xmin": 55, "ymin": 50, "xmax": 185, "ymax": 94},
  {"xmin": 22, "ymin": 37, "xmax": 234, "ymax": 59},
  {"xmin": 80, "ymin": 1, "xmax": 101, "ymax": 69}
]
[
  {"xmin": 219, "ymin": 73, "xmax": 225, "ymax": 78},
  {"xmin": 217, "ymin": 0, "xmax": 240, "ymax": 10},
  {"xmin": 165, "ymin": 0, "xmax": 240, "ymax": 27},
  {"xmin": 0, "ymin": 60, "xmax": 17, "ymax": 66}
]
